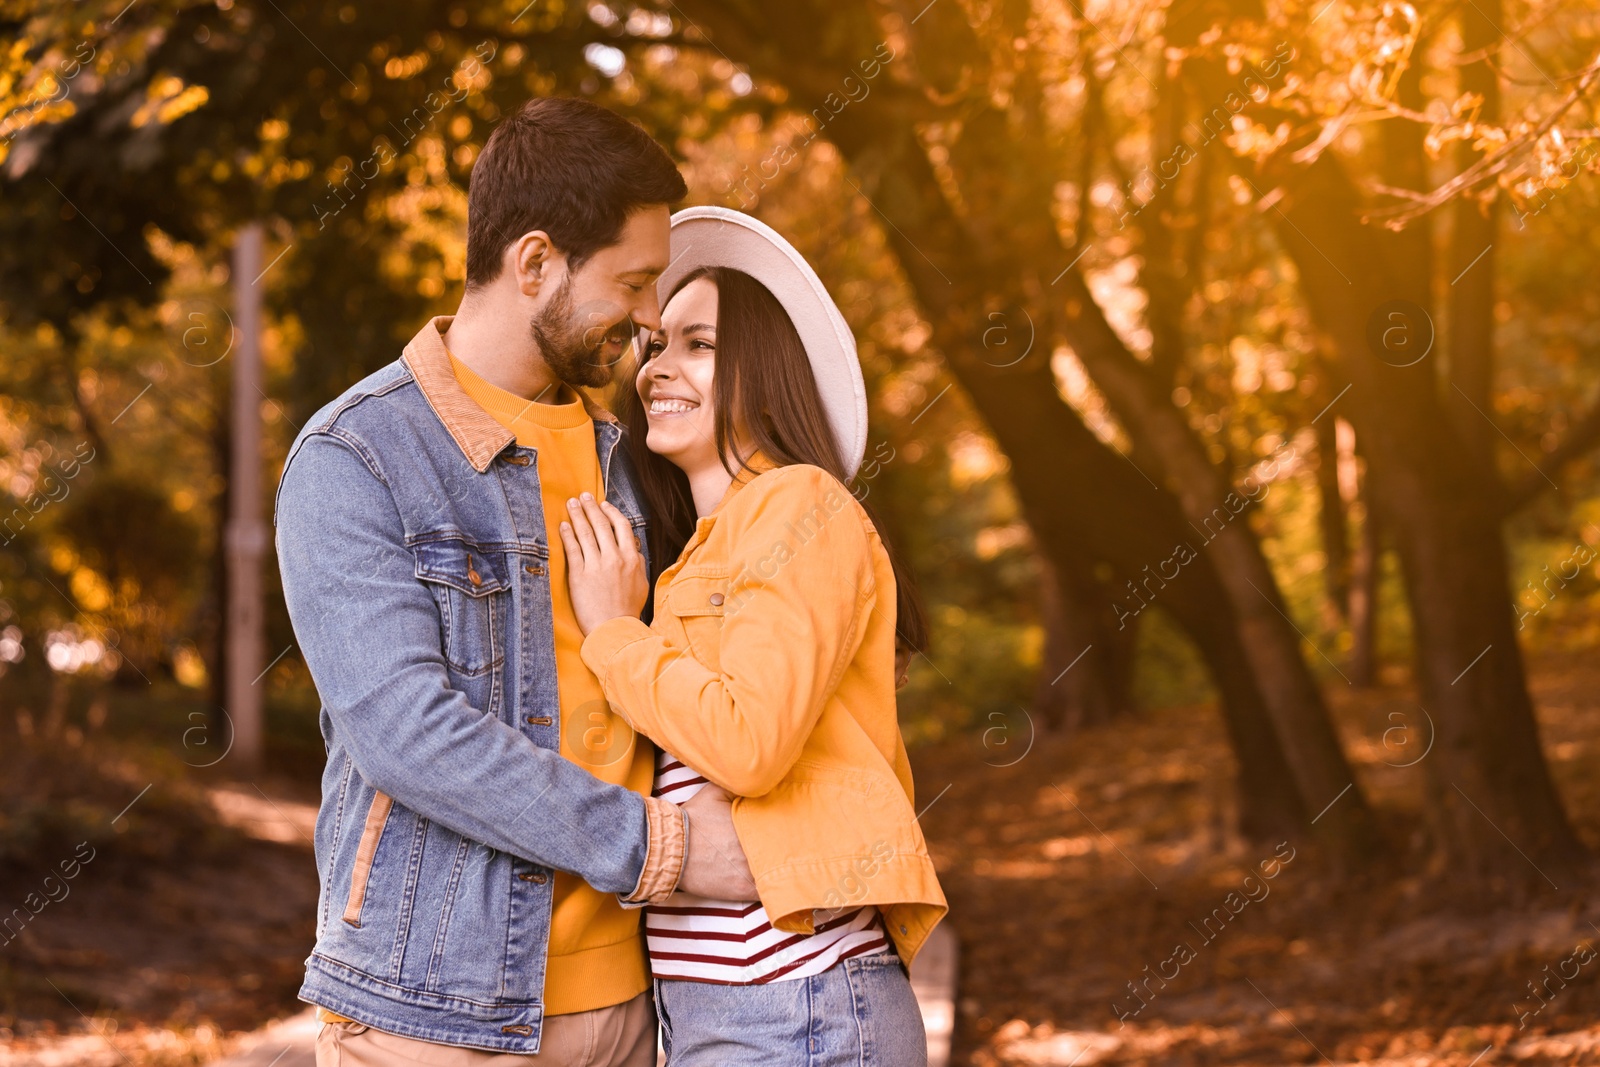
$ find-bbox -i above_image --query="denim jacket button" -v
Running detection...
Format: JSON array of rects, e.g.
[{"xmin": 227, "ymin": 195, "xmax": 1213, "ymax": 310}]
[
  {"xmin": 501, "ymin": 1024, "xmax": 534, "ymax": 1036},
  {"xmin": 524, "ymin": 563, "xmax": 545, "ymax": 577},
  {"xmin": 526, "ymin": 716, "xmax": 552, "ymax": 726},
  {"xmin": 518, "ymin": 871, "xmax": 548, "ymax": 884},
  {"xmin": 709, "ymin": 592, "xmax": 724, "ymax": 607}
]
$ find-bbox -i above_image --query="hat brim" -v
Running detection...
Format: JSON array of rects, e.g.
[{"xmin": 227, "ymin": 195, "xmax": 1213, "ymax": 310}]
[{"xmin": 654, "ymin": 206, "xmax": 868, "ymax": 481}]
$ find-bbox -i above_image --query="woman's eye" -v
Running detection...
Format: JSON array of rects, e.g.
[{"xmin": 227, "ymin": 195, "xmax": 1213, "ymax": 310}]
[{"xmin": 644, "ymin": 340, "xmax": 664, "ymax": 358}]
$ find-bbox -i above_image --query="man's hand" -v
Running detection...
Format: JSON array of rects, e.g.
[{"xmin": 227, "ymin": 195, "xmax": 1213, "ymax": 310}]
[{"xmin": 679, "ymin": 784, "xmax": 757, "ymax": 900}]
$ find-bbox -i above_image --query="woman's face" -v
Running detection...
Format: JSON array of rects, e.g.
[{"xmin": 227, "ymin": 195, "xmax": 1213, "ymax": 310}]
[{"xmin": 636, "ymin": 276, "xmax": 723, "ymax": 472}]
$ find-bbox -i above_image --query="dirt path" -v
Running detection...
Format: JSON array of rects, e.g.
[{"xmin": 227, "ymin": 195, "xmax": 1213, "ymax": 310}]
[
  {"xmin": 913, "ymin": 654, "xmax": 1600, "ymax": 1066},
  {"xmin": 2, "ymin": 783, "xmax": 959, "ymax": 1067},
  {"xmin": 6, "ymin": 654, "xmax": 1600, "ymax": 1066},
  {"xmin": 1, "ymin": 786, "xmax": 320, "ymax": 1067}
]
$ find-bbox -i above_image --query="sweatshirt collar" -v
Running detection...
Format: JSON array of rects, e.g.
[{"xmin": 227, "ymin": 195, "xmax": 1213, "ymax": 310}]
[{"xmin": 402, "ymin": 315, "xmax": 617, "ymax": 473}]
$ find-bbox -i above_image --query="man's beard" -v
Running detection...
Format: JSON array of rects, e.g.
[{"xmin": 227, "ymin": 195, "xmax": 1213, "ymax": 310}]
[{"xmin": 529, "ymin": 276, "xmax": 634, "ymax": 390}]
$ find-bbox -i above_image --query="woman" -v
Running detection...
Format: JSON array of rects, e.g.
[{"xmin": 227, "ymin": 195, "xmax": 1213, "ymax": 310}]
[{"xmin": 557, "ymin": 207, "xmax": 947, "ymax": 1066}]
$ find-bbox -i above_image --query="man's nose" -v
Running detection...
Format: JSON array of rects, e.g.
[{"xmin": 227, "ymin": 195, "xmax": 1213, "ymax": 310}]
[{"xmin": 631, "ymin": 289, "xmax": 663, "ymax": 333}]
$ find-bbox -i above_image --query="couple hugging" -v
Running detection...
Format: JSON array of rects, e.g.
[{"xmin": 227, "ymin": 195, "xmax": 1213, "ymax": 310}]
[{"xmin": 274, "ymin": 95, "xmax": 948, "ymax": 1067}]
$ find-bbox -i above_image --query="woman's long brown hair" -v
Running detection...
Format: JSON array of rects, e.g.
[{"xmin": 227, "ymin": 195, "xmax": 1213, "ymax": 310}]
[{"xmin": 618, "ymin": 265, "xmax": 928, "ymax": 653}]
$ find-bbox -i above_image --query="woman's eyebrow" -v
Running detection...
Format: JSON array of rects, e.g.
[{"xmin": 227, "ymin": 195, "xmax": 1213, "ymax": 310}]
[{"xmin": 652, "ymin": 321, "xmax": 716, "ymax": 340}]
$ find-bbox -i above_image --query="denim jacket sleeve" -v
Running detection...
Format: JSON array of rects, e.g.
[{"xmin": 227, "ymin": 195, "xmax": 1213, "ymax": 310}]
[{"xmin": 276, "ymin": 431, "xmax": 652, "ymax": 895}]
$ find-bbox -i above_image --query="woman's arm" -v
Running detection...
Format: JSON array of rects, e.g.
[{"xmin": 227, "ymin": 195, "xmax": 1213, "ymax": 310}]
[{"xmin": 564, "ymin": 466, "xmax": 877, "ymax": 798}]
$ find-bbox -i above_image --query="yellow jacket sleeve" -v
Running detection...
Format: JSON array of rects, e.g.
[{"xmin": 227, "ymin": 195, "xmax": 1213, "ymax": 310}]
[{"xmin": 580, "ymin": 465, "xmax": 877, "ymax": 798}]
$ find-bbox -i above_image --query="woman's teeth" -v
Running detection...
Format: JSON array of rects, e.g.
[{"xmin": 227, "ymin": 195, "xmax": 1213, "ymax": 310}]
[{"xmin": 650, "ymin": 398, "xmax": 698, "ymax": 415}]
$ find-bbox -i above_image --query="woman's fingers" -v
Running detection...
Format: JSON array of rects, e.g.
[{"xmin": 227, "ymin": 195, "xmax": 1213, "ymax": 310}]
[
  {"xmin": 577, "ymin": 494, "xmax": 617, "ymax": 558},
  {"xmin": 557, "ymin": 516, "xmax": 584, "ymax": 568},
  {"xmin": 598, "ymin": 499, "xmax": 639, "ymax": 559},
  {"xmin": 565, "ymin": 497, "xmax": 602, "ymax": 559},
  {"xmin": 565, "ymin": 494, "xmax": 642, "ymax": 570}
]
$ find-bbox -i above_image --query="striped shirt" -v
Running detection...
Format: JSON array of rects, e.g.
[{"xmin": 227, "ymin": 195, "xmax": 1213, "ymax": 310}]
[{"xmin": 645, "ymin": 751, "xmax": 890, "ymax": 984}]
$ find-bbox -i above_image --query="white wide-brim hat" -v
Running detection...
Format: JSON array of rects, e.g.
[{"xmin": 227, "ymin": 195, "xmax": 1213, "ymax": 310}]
[{"xmin": 655, "ymin": 206, "xmax": 869, "ymax": 480}]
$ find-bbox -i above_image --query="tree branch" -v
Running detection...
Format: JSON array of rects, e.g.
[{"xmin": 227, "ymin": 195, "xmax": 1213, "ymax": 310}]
[
  {"xmin": 1504, "ymin": 389, "xmax": 1600, "ymax": 513},
  {"xmin": 1365, "ymin": 50, "xmax": 1600, "ymax": 227}
]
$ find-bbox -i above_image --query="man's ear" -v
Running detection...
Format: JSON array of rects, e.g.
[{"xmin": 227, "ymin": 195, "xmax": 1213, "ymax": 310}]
[{"xmin": 509, "ymin": 230, "xmax": 559, "ymax": 297}]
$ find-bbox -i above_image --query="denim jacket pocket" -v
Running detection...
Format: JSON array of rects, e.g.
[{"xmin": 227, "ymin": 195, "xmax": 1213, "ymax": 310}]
[{"xmin": 413, "ymin": 538, "xmax": 510, "ymax": 677}]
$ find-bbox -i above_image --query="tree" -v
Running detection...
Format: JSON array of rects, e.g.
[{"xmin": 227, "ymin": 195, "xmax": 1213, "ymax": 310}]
[
  {"xmin": 665, "ymin": 0, "xmax": 1370, "ymax": 850},
  {"xmin": 4, "ymin": 0, "xmax": 1594, "ymax": 875}
]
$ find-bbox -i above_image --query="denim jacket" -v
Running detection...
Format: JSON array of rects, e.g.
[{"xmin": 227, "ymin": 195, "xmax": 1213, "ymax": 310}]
[{"xmin": 275, "ymin": 317, "xmax": 682, "ymax": 1053}]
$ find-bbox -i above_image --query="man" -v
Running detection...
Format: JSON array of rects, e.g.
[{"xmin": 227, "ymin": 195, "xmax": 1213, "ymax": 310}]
[{"xmin": 275, "ymin": 97, "xmax": 754, "ymax": 1067}]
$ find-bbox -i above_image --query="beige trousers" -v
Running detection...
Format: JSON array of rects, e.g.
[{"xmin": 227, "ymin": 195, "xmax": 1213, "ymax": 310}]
[{"xmin": 314, "ymin": 993, "xmax": 657, "ymax": 1067}]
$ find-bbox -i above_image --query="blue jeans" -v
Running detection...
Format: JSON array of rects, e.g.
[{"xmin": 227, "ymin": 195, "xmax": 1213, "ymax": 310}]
[{"xmin": 654, "ymin": 954, "xmax": 928, "ymax": 1067}]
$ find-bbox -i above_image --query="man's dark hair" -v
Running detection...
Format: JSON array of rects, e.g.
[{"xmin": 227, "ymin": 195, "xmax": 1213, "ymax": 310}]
[{"xmin": 465, "ymin": 97, "xmax": 687, "ymax": 288}]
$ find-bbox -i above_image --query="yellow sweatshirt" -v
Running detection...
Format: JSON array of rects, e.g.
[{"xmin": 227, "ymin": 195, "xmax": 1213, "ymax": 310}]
[{"xmin": 448, "ymin": 352, "xmax": 655, "ymax": 1016}]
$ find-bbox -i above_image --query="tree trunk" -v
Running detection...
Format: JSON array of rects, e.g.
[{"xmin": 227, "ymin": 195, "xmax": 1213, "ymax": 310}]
[
  {"xmin": 940, "ymin": 353, "xmax": 1311, "ymax": 842},
  {"xmin": 869, "ymin": 95, "xmax": 1372, "ymax": 851},
  {"xmin": 1447, "ymin": 0, "xmax": 1501, "ymax": 476},
  {"xmin": 1032, "ymin": 556, "xmax": 1133, "ymax": 733},
  {"xmin": 206, "ymin": 366, "xmax": 231, "ymax": 716},
  {"xmin": 1272, "ymin": 153, "xmax": 1588, "ymax": 877},
  {"xmin": 976, "ymin": 28, "xmax": 1373, "ymax": 852},
  {"xmin": 845, "ymin": 195, "xmax": 1312, "ymax": 839},
  {"xmin": 1345, "ymin": 425, "xmax": 1381, "ymax": 688},
  {"xmin": 1315, "ymin": 412, "xmax": 1350, "ymax": 629},
  {"xmin": 1048, "ymin": 265, "xmax": 1372, "ymax": 852}
]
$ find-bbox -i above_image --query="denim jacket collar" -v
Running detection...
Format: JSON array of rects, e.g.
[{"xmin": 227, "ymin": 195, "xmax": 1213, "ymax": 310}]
[{"xmin": 402, "ymin": 315, "xmax": 618, "ymax": 474}]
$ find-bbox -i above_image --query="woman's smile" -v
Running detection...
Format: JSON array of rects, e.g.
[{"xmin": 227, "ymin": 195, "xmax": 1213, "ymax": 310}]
[
  {"xmin": 634, "ymin": 275, "xmax": 731, "ymax": 517},
  {"xmin": 648, "ymin": 394, "xmax": 700, "ymax": 416}
]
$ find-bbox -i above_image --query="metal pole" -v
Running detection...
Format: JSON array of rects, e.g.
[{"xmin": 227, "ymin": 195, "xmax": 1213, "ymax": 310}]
[{"xmin": 226, "ymin": 223, "xmax": 266, "ymax": 769}]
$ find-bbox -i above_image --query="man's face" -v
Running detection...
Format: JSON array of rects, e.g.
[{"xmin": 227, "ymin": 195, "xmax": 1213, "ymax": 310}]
[{"xmin": 531, "ymin": 204, "xmax": 670, "ymax": 389}]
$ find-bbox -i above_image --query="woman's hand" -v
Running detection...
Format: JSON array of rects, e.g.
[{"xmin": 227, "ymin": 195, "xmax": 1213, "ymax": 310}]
[{"xmin": 559, "ymin": 492, "xmax": 649, "ymax": 636}]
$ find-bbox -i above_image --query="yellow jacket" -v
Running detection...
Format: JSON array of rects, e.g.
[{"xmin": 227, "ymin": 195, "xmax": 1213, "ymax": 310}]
[{"xmin": 579, "ymin": 453, "xmax": 948, "ymax": 965}]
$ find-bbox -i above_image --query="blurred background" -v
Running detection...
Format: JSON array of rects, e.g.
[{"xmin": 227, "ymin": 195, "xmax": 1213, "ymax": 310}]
[{"xmin": 3, "ymin": 0, "xmax": 1600, "ymax": 1064}]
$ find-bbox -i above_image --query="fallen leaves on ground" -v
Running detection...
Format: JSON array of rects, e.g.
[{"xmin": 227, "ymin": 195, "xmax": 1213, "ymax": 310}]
[{"xmin": 910, "ymin": 652, "xmax": 1600, "ymax": 1066}]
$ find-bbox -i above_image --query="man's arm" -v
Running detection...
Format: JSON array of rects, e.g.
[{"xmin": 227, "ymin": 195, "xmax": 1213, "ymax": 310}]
[{"xmin": 277, "ymin": 431, "xmax": 679, "ymax": 897}]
